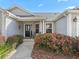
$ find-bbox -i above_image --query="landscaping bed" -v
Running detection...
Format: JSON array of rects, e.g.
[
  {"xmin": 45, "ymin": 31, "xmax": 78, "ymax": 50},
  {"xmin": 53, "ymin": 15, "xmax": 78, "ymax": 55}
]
[
  {"xmin": 0, "ymin": 35, "xmax": 23, "ymax": 59},
  {"xmin": 32, "ymin": 33, "xmax": 79, "ymax": 59},
  {"xmin": 32, "ymin": 45, "xmax": 79, "ymax": 59}
]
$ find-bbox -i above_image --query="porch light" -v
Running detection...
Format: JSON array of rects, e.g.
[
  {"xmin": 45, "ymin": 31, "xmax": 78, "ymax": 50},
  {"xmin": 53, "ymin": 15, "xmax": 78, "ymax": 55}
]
[
  {"xmin": 19, "ymin": 25, "xmax": 21, "ymax": 29},
  {"xmin": 73, "ymin": 17, "xmax": 77, "ymax": 22}
]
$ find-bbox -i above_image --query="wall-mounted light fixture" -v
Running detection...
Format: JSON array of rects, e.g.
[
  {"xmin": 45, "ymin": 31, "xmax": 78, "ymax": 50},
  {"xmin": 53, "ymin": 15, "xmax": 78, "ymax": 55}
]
[
  {"xmin": 19, "ymin": 25, "xmax": 21, "ymax": 30},
  {"xmin": 73, "ymin": 17, "xmax": 77, "ymax": 22}
]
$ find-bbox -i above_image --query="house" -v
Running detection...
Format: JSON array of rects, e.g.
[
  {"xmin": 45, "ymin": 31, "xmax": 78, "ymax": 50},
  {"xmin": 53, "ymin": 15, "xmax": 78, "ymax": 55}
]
[{"xmin": 0, "ymin": 6, "xmax": 79, "ymax": 38}]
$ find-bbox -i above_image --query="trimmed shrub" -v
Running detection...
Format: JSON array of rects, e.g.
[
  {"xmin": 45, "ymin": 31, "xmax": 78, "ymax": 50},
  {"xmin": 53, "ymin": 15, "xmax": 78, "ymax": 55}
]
[
  {"xmin": 15, "ymin": 35, "xmax": 23, "ymax": 45},
  {"xmin": 35, "ymin": 34, "xmax": 43, "ymax": 45},
  {"xmin": 35, "ymin": 33, "xmax": 79, "ymax": 55},
  {"xmin": 6, "ymin": 35, "xmax": 23, "ymax": 48}
]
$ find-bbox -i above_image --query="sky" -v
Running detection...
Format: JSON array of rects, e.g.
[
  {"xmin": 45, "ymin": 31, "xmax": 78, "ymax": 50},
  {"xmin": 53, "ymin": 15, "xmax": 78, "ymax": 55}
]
[{"xmin": 0, "ymin": 0, "xmax": 79, "ymax": 12}]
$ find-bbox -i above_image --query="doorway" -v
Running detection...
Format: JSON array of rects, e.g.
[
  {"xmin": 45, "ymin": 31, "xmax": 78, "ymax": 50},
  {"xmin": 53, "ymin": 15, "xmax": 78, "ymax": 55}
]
[{"xmin": 25, "ymin": 24, "xmax": 32, "ymax": 37}]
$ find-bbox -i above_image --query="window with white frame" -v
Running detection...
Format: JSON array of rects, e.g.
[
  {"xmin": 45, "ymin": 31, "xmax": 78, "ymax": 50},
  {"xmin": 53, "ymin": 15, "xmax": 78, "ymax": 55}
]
[{"xmin": 46, "ymin": 23, "xmax": 52, "ymax": 33}]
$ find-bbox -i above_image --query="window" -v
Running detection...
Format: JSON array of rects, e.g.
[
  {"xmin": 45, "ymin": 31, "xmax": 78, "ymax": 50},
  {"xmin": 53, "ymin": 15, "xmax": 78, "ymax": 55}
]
[
  {"xmin": 35, "ymin": 24, "xmax": 39, "ymax": 33},
  {"xmin": 46, "ymin": 23, "xmax": 52, "ymax": 33}
]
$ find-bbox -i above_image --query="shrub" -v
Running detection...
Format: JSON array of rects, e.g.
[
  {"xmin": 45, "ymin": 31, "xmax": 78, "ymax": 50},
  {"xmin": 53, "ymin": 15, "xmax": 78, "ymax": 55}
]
[
  {"xmin": 35, "ymin": 34, "xmax": 43, "ymax": 45},
  {"xmin": 0, "ymin": 35, "xmax": 5, "ymax": 45},
  {"xmin": 35, "ymin": 33, "xmax": 79, "ymax": 55},
  {"xmin": 0, "ymin": 35, "xmax": 23, "ymax": 59},
  {"xmin": 6, "ymin": 35, "xmax": 23, "ymax": 48},
  {"xmin": 35, "ymin": 33, "xmax": 52, "ymax": 49},
  {"xmin": 6, "ymin": 36, "xmax": 17, "ymax": 45},
  {"xmin": 15, "ymin": 35, "xmax": 23, "ymax": 45}
]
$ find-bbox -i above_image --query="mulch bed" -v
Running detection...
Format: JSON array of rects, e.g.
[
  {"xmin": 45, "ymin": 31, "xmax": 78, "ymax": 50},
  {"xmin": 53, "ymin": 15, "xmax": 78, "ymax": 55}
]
[{"xmin": 32, "ymin": 45, "xmax": 79, "ymax": 59}]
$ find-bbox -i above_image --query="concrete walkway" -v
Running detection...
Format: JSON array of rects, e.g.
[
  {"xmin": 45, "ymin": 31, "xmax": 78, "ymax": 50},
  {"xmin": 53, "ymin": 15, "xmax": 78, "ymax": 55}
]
[{"xmin": 9, "ymin": 39, "xmax": 34, "ymax": 59}]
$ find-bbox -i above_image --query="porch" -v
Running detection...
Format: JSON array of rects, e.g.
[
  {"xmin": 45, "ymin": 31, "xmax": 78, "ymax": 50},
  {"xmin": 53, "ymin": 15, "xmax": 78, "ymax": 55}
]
[
  {"xmin": 17, "ymin": 20, "xmax": 54, "ymax": 38},
  {"xmin": 8, "ymin": 12, "xmax": 54, "ymax": 38},
  {"xmin": 17, "ymin": 20, "xmax": 48, "ymax": 38}
]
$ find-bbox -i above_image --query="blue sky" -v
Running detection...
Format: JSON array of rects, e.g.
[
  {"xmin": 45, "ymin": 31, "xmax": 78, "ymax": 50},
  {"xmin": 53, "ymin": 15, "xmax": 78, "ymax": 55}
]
[{"xmin": 0, "ymin": 0, "xmax": 79, "ymax": 12}]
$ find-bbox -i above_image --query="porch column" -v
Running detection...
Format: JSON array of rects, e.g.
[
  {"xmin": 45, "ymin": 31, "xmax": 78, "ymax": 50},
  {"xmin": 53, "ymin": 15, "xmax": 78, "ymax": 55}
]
[
  {"xmin": 52, "ymin": 22, "xmax": 54, "ymax": 33},
  {"xmin": 39, "ymin": 21, "xmax": 42, "ymax": 34},
  {"xmin": 77, "ymin": 20, "xmax": 79, "ymax": 36},
  {"xmin": 67, "ymin": 14, "xmax": 72, "ymax": 36},
  {"xmin": 2, "ymin": 13, "xmax": 6, "ymax": 36},
  {"xmin": 42, "ymin": 20, "xmax": 45, "ymax": 34}
]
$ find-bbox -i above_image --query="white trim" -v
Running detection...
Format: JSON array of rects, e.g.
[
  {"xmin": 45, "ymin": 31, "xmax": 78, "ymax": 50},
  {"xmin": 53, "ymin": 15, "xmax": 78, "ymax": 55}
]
[
  {"xmin": 67, "ymin": 13, "xmax": 72, "ymax": 36},
  {"xmin": 39, "ymin": 21, "xmax": 42, "ymax": 33},
  {"xmin": 77, "ymin": 21, "xmax": 79, "ymax": 36},
  {"xmin": 52, "ymin": 22, "xmax": 54, "ymax": 33},
  {"xmin": 24, "ymin": 24, "xmax": 25, "ymax": 37},
  {"xmin": 35, "ymin": 22, "xmax": 40, "ymax": 34},
  {"xmin": 2, "ymin": 12, "xmax": 6, "ymax": 36},
  {"xmin": 42, "ymin": 20, "xmax": 45, "ymax": 34},
  {"xmin": 24, "ymin": 23, "xmax": 32, "ymax": 37}
]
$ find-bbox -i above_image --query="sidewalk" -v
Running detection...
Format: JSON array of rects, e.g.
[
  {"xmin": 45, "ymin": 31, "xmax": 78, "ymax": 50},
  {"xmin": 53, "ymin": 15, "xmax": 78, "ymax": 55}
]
[{"xmin": 8, "ymin": 39, "xmax": 34, "ymax": 59}]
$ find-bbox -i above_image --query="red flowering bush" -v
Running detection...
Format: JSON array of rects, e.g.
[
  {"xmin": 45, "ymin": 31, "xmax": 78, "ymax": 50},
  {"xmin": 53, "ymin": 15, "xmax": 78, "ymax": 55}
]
[
  {"xmin": 35, "ymin": 33, "xmax": 79, "ymax": 55},
  {"xmin": 35, "ymin": 33, "xmax": 52, "ymax": 49},
  {"xmin": 35, "ymin": 34, "xmax": 43, "ymax": 45},
  {"xmin": 0, "ymin": 35, "xmax": 5, "ymax": 45}
]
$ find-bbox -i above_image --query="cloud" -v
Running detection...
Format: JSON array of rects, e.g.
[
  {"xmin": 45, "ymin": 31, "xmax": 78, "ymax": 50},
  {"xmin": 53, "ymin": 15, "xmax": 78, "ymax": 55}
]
[
  {"xmin": 57, "ymin": 0, "xmax": 68, "ymax": 2},
  {"xmin": 66, "ymin": 6, "xmax": 75, "ymax": 9},
  {"xmin": 38, "ymin": 4, "xmax": 44, "ymax": 7}
]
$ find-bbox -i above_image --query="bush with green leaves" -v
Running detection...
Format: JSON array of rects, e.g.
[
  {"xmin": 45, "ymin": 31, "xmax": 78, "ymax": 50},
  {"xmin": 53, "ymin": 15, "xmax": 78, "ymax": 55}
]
[{"xmin": 6, "ymin": 35, "xmax": 23, "ymax": 47}]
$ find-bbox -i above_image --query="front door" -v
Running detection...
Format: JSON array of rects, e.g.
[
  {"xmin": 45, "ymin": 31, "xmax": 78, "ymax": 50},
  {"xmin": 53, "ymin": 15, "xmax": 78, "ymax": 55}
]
[{"xmin": 25, "ymin": 24, "xmax": 31, "ymax": 37}]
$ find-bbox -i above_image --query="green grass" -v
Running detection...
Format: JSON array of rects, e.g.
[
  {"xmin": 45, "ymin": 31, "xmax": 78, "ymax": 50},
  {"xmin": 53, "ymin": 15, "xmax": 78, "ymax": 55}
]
[{"xmin": 0, "ymin": 44, "xmax": 12, "ymax": 59}]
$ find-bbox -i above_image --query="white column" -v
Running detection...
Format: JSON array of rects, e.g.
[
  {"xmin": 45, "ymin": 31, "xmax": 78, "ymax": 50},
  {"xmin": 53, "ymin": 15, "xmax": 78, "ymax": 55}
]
[
  {"xmin": 52, "ymin": 22, "xmax": 54, "ymax": 33},
  {"xmin": 67, "ymin": 14, "xmax": 72, "ymax": 36},
  {"xmin": 39, "ymin": 21, "xmax": 42, "ymax": 34},
  {"xmin": 24, "ymin": 24, "xmax": 25, "ymax": 37},
  {"xmin": 42, "ymin": 20, "xmax": 45, "ymax": 34},
  {"xmin": 2, "ymin": 13, "xmax": 6, "ymax": 36},
  {"xmin": 77, "ymin": 21, "xmax": 79, "ymax": 36}
]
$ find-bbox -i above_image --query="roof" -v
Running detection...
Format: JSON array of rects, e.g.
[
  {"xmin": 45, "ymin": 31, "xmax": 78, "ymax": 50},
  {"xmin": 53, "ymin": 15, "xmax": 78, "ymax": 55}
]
[
  {"xmin": 7, "ymin": 6, "xmax": 35, "ymax": 17},
  {"xmin": 55, "ymin": 6, "xmax": 79, "ymax": 21},
  {"xmin": 34, "ymin": 12, "xmax": 60, "ymax": 21}
]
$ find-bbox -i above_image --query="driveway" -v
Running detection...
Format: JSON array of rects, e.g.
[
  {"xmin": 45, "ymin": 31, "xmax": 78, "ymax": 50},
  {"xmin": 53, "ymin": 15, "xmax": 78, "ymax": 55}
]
[{"xmin": 9, "ymin": 39, "xmax": 34, "ymax": 59}]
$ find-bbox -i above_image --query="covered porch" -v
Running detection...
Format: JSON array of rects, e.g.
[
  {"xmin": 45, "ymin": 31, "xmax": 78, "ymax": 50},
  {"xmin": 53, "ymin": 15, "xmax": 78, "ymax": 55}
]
[
  {"xmin": 8, "ymin": 11, "xmax": 54, "ymax": 38},
  {"xmin": 16, "ymin": 17, "xmax": 46, "ymax": 38}
]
